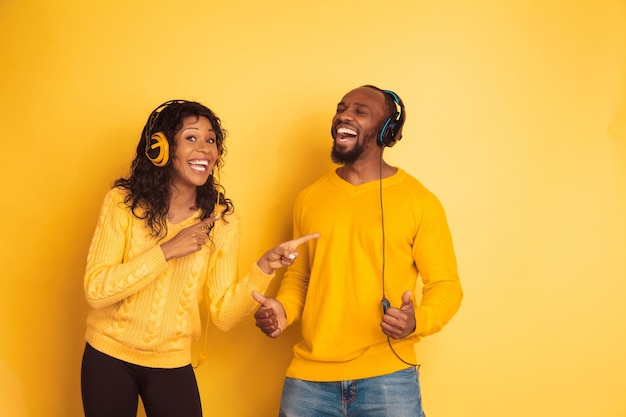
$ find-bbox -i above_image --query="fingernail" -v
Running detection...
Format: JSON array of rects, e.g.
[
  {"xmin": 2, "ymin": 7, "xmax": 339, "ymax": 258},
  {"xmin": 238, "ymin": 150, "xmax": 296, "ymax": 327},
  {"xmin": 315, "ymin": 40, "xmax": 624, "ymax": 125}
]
[{"xmin": 288, "ymin": 254, "xmax": 295, "ymax": 260}]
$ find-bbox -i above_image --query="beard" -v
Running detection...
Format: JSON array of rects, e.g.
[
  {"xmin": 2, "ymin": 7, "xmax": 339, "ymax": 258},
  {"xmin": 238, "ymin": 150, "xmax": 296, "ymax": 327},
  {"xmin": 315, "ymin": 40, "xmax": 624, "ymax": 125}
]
[
  {"xmin": 331, "ymin": 139, "xmax": 366, "ymax": 164},
  {"xmin": 331, "ymin": 128, "xmax": 378, "ymax": 164}
]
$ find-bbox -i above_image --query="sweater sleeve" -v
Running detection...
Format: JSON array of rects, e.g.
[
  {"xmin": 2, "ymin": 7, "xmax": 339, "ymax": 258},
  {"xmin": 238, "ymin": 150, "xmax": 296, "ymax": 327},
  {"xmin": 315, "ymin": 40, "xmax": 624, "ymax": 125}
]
[
  {"xmin": 207, "ymin": 214, "xmax": 275, "ymax": 331},
  {"xmin": 413, "ymin": 193, "xmax": 463, "ymax": 337},
  {"xmin": 275, "ymin": 193, "xmax": 309, "ymax": 326},
  {"xmin": 84, "ymin": 189, "xmax": 170, "ymax": 309}
]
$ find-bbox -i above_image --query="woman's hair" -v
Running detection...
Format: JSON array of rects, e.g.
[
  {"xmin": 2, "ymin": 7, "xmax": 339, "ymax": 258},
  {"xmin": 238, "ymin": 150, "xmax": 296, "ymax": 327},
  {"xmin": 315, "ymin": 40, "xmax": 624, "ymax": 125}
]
[{"xmin": 114, "ymin": 100, "xmax": 234, "ymax": 238}]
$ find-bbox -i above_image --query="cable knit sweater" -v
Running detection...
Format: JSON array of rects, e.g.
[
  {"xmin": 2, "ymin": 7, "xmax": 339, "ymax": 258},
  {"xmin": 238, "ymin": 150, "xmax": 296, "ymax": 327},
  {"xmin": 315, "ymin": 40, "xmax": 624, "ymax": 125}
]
[{"xmin": 84, "ymin": 187, "xmax": 273, "ymax": 368}]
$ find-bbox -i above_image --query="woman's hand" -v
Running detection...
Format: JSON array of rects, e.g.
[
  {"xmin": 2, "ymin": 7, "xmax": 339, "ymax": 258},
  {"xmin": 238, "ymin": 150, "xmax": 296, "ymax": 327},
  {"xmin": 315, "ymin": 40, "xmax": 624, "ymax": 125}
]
[
  {"xmin": 256, "ymin": 233, "xmax": 320, "ymax": 274},
  {"xmin": 160, "ymin": 216, "xmax": 219, "ymax": 261}
]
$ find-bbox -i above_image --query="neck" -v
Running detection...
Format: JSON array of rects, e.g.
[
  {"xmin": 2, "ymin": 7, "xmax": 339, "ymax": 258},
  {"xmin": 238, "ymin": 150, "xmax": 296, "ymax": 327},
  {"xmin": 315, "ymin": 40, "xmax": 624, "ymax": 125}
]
[
  {"xmin": 168, "ymin": 185, "xmax": 198, "ymax": 221},
  {"xmin": 337, "ymin": 158, "xmax": 397, "ymax": 186}
]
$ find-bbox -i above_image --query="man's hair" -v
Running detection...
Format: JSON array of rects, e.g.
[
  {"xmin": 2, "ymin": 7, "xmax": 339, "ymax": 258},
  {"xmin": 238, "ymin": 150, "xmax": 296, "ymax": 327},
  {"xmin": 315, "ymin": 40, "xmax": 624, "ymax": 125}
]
[{"xmin": 361, "ymin": 84, "xmax": 399, "ymax": 121}]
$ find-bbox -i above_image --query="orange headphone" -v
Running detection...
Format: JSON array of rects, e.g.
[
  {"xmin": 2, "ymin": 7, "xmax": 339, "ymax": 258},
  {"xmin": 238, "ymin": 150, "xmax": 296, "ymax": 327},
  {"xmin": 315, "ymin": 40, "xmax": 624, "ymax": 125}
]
[{"xmin": 144, "ymin": 100, "xmax": 189, "ymax": 167}]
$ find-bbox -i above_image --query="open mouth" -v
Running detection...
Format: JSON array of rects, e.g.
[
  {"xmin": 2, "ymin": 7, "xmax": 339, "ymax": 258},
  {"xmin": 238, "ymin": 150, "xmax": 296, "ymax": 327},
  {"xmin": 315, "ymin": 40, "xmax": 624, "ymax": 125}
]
[
  {"xmin": 335, "ymin": 126, "xmax": 357, "ymax": 141},
  {"xmin": 188, "ymin": 160, "xmax": 209, "ymax": 173}
]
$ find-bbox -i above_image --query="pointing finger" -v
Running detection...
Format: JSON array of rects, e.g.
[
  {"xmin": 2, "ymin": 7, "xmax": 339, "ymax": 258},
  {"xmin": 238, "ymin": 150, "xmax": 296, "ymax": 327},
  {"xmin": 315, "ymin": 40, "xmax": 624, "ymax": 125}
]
[
  {"xmin": 201, "ymin": 215, "xmax": 220, "ymax": 226},
  {"xmin": 291, "ymin": 233, "xmax": 321, "ymax": 247}
]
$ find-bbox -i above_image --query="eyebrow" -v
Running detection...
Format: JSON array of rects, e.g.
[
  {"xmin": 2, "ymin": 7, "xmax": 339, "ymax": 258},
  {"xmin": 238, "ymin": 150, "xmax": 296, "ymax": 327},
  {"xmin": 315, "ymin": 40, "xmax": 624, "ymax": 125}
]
[
  {"xmin": 337, "ymin": 102, "xmax": 370, "ymax": 109},
  {"xmin": 181, "ymin": 126, "xmax": 215, "ymax": 133}
]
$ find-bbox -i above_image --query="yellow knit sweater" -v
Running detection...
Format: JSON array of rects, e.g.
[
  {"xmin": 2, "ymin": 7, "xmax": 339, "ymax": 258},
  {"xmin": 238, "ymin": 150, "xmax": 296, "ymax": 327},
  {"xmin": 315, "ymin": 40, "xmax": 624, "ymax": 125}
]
[{"xmin": 84, "ymin": 187, "xmax": 273, "ymax": 368}]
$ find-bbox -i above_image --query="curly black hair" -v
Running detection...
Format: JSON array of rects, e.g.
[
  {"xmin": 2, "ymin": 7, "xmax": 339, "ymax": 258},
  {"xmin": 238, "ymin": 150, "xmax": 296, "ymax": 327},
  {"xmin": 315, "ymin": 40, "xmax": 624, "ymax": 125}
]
[{"xmin": 114, "ymin": 100, "xmax": 234, "ymax": 238}]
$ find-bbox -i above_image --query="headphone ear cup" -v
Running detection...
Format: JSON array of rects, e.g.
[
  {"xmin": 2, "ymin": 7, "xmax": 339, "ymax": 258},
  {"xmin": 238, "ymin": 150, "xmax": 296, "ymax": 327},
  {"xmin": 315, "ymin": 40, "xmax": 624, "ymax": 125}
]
[
  {"xmin": 145, "ymin": 131, "xmax": 170, "ymax": 167},
  {"xmin": 378, "ymin": 117, "xmax": 398, "ymax": 147}
]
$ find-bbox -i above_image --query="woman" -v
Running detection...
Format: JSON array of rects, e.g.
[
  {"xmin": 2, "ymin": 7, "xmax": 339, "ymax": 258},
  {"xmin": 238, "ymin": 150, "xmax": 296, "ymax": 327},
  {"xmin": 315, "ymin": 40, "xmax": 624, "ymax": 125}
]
[{"xmin": 81, "ymin": 100, "xmax": 317, "ymax": 417}]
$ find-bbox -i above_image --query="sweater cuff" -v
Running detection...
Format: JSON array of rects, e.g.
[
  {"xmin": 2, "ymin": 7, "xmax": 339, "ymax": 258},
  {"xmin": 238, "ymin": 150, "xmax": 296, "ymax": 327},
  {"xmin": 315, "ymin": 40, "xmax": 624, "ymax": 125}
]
[
  {"xmin": 248, "ymin": 262, "xmax": 275, "ymax": 292},
  {"xmin": 414, "ymin": 307, "xmax": 431, "ymax": 336},
  {"xmin": 149, "ymin": 245, "xmax": 169, "ymax": 271}
]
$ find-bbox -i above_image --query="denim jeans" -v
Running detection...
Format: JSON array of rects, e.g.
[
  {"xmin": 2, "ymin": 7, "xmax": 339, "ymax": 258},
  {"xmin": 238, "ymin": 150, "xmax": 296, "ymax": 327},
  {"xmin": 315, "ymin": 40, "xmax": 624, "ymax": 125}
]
[{"xmin": 279, "ymin": 367, "xmax": 425, "ymax": 417}]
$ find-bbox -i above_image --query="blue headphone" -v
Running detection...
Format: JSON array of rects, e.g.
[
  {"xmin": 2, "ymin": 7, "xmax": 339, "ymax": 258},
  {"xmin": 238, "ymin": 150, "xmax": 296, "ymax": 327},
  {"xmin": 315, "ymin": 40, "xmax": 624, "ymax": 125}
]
[{"xmin": 378, "ymin": 90, "xmax": 405, "ymax": 148}]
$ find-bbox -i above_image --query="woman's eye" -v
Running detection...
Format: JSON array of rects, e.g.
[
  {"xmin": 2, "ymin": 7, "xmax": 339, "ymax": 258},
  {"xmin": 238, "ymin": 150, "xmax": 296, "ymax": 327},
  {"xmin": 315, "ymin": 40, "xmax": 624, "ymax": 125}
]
[
  {"xmin": 207, "ymin": 138, "xmax": 215, "ymax": 144},
  {"xmin": 186, "ymin": 135, "xmax": 197, "ymax": 142}
]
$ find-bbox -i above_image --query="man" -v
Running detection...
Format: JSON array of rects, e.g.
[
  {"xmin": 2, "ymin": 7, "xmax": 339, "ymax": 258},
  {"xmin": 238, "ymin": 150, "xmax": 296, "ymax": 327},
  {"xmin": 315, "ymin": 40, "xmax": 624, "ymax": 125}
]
[{"xmin": 253, "ymin": 85, "xmax": 463, "ymax": 416}]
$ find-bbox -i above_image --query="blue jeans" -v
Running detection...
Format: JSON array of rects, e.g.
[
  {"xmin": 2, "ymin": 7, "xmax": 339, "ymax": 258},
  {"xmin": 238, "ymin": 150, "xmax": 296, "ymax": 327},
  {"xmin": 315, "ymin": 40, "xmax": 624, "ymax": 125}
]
[{"xmin": 279, "ymin": 367, "xmax": 425, "ymax": 417}]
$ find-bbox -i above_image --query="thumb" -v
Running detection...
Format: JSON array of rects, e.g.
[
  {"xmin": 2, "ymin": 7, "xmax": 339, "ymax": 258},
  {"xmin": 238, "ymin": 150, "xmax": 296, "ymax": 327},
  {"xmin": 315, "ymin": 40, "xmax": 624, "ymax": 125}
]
[
  {"xmin": 401, "ymin": 290, "xmax": 413, "ymax": 310},
  {"xmin": 251, "ymin": 291, "xmax": 267, "ymax": 306}
]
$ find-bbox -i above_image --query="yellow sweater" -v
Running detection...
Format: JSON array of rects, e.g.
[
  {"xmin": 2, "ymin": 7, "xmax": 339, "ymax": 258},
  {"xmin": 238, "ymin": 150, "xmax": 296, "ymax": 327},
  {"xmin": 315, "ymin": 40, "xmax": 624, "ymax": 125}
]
[
  {"xmin": 84, "ymin": 187, "xmax": 273, "ymax": 368},
  {"xmin": 277, "ymin": 168, "xmax": 463, "ymax": 381}
]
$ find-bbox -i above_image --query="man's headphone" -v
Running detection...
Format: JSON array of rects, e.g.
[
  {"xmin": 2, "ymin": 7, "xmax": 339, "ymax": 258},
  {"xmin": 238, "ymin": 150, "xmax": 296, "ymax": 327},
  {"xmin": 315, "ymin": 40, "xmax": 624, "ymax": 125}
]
[
  {"xmin": 144, "ymin": 100, "xmax": 188, "ymax": 167},
  {"xmin": 378, "ymin": 90, "xmax": 405, "ymax": 148}
]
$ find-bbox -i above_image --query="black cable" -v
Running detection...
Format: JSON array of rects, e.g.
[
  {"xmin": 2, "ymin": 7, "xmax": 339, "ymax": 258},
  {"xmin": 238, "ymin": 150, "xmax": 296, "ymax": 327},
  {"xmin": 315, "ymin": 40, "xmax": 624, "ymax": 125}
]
[{"xmin": 379, "ymin": 152, "xmax": 419, "ymax": 368}]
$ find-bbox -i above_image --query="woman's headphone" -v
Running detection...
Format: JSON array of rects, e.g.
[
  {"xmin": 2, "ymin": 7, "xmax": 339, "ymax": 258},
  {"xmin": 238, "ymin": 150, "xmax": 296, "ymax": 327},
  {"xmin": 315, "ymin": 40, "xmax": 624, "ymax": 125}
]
[{"xmin": 144, "ymin": 100, "xmax": 189, "ymax": 167}]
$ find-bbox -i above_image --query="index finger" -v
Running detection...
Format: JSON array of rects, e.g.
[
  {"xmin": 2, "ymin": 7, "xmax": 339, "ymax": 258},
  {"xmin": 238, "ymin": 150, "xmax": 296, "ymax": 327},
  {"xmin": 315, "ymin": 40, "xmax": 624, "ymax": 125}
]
[
  {"xmin": 197, "ymin": 215, "xmax": 220, "ymax": 229},
  {"xmin": 291, "ymin": 232, "xmax": 321, "ymax": 247}
]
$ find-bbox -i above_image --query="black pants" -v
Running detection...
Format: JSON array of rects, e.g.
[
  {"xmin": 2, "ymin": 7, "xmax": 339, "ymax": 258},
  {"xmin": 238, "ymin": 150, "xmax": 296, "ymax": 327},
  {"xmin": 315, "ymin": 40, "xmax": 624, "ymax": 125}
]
[{"xmin": 81, "ymin": 343, "xmax": 202, "ymax": 417}]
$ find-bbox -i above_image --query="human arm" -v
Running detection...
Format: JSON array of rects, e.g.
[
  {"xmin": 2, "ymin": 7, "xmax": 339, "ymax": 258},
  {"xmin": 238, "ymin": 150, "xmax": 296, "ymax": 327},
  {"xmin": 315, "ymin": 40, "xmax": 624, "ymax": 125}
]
[
  {"xmin": 412, "ymin": 195, "xmax": 463, "ymax": 337},
  {"xmin": 207, "ymin": 218, "xmax": 318, "ymax": 330},
  {"xmin": 83, "ymin": 190, "xmax": 220, "ymax": 309},
  {"xmin": 269, "ymin": 195, "xmax": 316, "ymax": 328},
  {"xmin": 251, "ymin": 233, "xmax": 320, "ymax": 337},
  {"xmin": 83, "ymin": 189, "xmax": 171, "ymax": 309}
]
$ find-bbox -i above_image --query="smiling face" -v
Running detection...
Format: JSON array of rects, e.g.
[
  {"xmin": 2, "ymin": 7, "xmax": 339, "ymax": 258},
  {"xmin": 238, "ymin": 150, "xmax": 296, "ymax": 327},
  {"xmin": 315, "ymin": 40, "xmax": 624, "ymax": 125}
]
[
  {"xmin": 330, "ymin": 87, "xmax": 387, "ymax": 164},
  {"xmin": 170, "ymin": 115, "xmax": 218, "ymax": 190}
]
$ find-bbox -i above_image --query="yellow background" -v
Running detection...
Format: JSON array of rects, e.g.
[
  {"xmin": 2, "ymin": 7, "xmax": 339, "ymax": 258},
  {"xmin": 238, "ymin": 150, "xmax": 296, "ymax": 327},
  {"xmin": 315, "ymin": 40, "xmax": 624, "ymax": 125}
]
[{"xmin": 1, "ymin": 1, "xmax": 625, "ymax": 416}]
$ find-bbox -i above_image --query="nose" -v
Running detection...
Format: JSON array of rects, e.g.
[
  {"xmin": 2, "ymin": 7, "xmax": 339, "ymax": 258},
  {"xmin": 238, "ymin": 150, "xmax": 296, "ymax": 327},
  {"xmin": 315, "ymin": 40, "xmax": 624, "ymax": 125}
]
[
  {"xmin": 335, "ymin": 108, "xmax": 353, "ymax": 123},
  {"xmin": 197, "ymin": 140, "xmax": 214, "ymax": 153}
]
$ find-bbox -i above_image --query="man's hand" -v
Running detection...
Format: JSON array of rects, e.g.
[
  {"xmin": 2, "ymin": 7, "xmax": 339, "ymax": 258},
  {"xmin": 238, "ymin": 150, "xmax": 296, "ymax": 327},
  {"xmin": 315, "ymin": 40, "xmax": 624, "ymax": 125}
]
[
  {"xmin": 380, "ymin": 290, "xmax": 416, "ymax": 339},
  {"xmin": 252, "ymin": 291, "xmax": 287, "ymax": 338}
]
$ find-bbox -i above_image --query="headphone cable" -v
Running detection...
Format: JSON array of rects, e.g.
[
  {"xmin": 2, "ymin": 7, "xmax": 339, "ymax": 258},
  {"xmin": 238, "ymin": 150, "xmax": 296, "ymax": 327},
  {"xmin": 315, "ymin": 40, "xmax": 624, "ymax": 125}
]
[{"xmin": 379, "ymin": 152, "xmax": 420, "ymax": 368}]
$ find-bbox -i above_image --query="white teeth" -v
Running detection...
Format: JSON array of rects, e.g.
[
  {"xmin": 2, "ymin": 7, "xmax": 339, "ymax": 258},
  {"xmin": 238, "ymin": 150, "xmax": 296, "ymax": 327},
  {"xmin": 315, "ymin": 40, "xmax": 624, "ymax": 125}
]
[
  {"xmin": 189, "ymin": 160, "xmax": 209, "ymax": 172},
  {"xmin": 337, "ymin": 127, "xmax": 357, "ymax": 136}
]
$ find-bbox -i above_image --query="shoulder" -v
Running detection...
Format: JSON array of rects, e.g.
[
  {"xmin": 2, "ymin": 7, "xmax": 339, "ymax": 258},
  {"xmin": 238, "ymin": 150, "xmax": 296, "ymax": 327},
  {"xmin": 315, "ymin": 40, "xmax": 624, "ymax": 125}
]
[
  {"xmin": 99, "ymin": 187, "xmax": 128, "ymax": 209},
  {"xmin": 395, "ymin": 169, "xmax": 446, "ymax": 210},
  {"xmin": 212, "ymin": 210, "xmax": 240, "ymax": 239},
  {"xmin": 97, "ymin": 187, "xmax": 137, "ymax": 220},
  {"xmin": 295, "ymin": 171, "xmax": 336, "ymax": 201},
  {"xmin": 105, "ymin": 186, "xmax": 127, "ymax": 201},
  {"xmin": 395, "ymin": 169, "xmax": 432, "ymax": 194}
]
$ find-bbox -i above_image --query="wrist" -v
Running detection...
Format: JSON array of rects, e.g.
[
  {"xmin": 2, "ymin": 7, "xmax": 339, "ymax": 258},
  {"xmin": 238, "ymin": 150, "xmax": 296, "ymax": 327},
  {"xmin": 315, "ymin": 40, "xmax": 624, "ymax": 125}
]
[
  {"xmin": 160, "ymin": 243, "xmax": 172, "ymax": 261},
  {"xmin": 256, "ymin": 258, "xmax": 273, "ymax": 275}
]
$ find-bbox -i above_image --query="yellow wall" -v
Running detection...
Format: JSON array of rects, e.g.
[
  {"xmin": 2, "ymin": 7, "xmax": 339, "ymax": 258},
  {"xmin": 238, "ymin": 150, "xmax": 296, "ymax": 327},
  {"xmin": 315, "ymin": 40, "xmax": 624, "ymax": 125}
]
[{"xmin": 1, "ymin": 0, "xmax": 625, "ymax": 416}]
